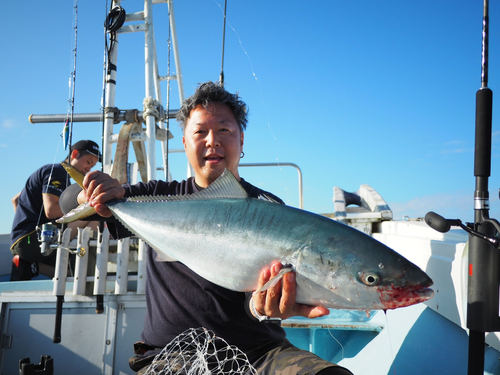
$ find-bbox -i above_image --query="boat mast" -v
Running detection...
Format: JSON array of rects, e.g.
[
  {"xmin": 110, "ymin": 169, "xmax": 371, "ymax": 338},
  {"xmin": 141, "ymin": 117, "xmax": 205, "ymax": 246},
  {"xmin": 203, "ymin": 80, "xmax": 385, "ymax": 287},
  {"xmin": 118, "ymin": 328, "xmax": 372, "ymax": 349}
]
[
  {"xmin": 30, "ymin": 0, "xmax": 186, "ymax": 184},
  {"xmin": 166, "ymin": 0, "xmax": 185, "ymax": 105},
  {"xmin": 102, "ymin": 1, "xmax": 122, "ymax": 174}
]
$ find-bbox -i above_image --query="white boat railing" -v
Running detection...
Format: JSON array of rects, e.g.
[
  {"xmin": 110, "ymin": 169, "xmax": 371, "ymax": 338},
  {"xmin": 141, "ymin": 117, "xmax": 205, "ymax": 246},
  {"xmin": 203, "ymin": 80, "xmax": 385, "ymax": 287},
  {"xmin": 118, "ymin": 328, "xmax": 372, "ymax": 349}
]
[{"xmin": 53, "ymin": 226, "xmax": 146, "ymax": 298}]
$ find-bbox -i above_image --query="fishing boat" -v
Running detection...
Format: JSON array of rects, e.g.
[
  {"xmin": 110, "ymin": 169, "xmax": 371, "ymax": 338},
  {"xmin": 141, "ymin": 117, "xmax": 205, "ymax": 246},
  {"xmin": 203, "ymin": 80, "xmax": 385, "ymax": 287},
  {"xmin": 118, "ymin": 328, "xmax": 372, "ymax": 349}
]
[{"xmin": 1, "ymin": 1, "xmax": 500, "ymax": 374}]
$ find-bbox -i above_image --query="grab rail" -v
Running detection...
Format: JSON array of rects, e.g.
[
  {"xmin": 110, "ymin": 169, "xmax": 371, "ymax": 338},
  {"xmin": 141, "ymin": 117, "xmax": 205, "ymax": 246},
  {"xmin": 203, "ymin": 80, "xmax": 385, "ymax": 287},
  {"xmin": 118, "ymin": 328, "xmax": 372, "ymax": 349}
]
[{"xmin": 239, "ymin": 162, "xmax": 303, "ymax": 209}]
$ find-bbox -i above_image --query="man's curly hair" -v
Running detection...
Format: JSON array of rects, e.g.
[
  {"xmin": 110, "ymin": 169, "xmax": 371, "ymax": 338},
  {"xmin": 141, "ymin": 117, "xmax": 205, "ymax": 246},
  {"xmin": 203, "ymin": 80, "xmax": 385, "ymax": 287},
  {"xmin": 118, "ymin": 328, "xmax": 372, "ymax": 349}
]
[{"xmin": 176, "ymin": 82, "xmax": 248, "ymax": 132}]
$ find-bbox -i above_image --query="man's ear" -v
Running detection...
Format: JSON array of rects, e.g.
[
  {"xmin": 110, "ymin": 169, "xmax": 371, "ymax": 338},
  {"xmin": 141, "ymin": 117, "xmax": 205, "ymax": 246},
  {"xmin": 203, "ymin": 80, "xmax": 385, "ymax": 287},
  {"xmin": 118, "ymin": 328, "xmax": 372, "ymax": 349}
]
[{"xmin": 71, "ymin": 149, "xmax": 80, "ymax": 160}]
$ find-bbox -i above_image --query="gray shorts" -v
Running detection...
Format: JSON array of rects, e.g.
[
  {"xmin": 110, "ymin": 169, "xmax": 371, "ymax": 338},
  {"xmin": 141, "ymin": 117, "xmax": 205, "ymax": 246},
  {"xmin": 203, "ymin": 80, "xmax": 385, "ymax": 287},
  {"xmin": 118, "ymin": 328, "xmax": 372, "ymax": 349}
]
[{"xmin": 248, "ymin": 339, "xmax": 352, "ymax": 375}]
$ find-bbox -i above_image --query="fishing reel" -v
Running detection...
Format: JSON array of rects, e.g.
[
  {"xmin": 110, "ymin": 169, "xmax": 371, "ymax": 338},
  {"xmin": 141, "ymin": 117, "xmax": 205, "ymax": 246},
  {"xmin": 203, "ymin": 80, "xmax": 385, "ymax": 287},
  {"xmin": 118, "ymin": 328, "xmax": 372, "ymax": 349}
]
[
  {"xmin": 424, "ymin": 211, "xmax": 500, "ymax": 248},
  {"xmin": 36, "ymin": 223, "xmax": 86, "ymax": 257}
]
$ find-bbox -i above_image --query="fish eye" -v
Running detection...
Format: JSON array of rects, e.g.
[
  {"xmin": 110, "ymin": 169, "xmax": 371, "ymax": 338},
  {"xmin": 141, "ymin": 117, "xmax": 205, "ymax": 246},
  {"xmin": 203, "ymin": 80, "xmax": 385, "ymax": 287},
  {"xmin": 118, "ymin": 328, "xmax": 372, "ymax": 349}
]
[{"xmin": 358, "ymin": 272, "xmax": 381, "ymax": 286}]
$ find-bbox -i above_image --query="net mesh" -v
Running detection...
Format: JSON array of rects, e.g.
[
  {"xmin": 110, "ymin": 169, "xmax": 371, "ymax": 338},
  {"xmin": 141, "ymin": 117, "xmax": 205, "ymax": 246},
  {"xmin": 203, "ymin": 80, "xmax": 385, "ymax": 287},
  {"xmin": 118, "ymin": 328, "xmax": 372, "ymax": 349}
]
[{"xmin": 144, "ymin": 327, "xmax": 258, "ymax": 375}]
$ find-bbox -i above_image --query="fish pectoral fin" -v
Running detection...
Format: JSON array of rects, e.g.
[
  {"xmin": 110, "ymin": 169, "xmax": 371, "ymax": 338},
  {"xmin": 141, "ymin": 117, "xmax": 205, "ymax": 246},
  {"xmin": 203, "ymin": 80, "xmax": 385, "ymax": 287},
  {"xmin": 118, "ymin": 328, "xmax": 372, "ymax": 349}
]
[
  {"xmin": 255, "ymin": 266, "xmax": 293, "ymax": 293},
  {"xmin": 56, "ymin": 202, "xmax": 97, "ymax": 223},
  {"xmin": 154, "ymin": 251, "xmax": 177, "ymax": 262}
]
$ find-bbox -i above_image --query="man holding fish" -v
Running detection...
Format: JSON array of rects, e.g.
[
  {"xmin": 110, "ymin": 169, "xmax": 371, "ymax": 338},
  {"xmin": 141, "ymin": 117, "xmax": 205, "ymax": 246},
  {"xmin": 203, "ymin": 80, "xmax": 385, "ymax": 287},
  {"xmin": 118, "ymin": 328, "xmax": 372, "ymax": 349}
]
[
  {"xmin": 61, "ymin": 82, "xmax": 354, "ymax": 374},
  {"xmin": 10, "ymin": 140, "xmax": 101, "ymax": 281}
]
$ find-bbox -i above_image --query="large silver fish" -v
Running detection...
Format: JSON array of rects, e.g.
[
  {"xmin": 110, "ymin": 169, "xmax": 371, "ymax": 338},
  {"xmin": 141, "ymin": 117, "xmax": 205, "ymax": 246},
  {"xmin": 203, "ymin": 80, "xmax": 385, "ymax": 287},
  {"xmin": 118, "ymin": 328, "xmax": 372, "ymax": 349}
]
[{"xmin": 58, "ymin": 169, "xmax": 433, "ymax": 311}]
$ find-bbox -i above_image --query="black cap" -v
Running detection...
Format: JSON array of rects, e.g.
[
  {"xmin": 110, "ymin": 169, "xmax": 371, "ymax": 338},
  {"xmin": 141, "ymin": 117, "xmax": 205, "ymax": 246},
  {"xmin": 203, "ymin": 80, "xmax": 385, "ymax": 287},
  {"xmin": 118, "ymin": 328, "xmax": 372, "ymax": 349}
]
[{"xmin": 71, "ymin": 140, "xmax": 102, "ymax": 162}]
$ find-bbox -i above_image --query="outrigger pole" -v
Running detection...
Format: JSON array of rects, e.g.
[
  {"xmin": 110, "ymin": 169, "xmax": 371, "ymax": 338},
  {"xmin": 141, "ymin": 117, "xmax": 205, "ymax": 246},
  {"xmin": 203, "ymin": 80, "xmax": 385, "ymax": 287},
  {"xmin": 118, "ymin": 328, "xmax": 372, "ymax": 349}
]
[{"xmin": 467, "ymin": 0, "xmax": 498, "ymax": 373}]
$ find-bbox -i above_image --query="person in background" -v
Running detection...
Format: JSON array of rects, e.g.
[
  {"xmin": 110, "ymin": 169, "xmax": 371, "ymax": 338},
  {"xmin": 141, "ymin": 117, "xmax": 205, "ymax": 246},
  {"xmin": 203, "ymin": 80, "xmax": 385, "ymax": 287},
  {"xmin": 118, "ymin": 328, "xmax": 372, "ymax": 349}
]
[
  {"xmin": 61, "ymin": 83, "xmax": 353, "ymax": 375},
  {"xmin": 10, "ymin": 140, "xmax": 101, "ymax": 281}
]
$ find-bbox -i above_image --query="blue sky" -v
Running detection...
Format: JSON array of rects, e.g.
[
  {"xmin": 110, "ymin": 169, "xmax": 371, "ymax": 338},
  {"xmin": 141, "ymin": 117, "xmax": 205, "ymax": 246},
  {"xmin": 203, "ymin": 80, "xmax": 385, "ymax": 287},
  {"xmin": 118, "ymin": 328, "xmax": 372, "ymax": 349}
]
[{"xmin": 1, "ymin": 1, "xmax": 500, "ymax": 234}]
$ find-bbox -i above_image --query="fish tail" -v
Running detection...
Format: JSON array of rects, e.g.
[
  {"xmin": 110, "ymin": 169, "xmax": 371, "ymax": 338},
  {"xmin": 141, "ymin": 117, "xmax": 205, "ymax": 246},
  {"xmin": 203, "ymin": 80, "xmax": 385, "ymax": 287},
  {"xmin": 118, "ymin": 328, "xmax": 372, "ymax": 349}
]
[
  {"xmin": 56, "ymin": 202, "xmax": 97, "ymax": 223},
  {"xmin": 61, "ymin": 162, "xmax": 85, "ymax": 188}
]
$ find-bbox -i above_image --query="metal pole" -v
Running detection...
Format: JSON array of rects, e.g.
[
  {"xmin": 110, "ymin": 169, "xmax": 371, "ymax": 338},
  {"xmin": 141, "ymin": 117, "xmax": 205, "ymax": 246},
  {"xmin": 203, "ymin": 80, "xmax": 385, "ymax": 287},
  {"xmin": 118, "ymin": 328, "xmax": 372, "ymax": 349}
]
[
  {"xmin": 167, "ymin": 0, "xmax": 185, "ymax": 103},
  {"xmin": 29, "ymin": 109, "xmax": 178, "ymax": 124},
  {"xmin": 144, "ymin": 0, "xmax": 157, "ymax": 182},
  {"xmin": 239, "ymin": 162, "xmax": 303, "ymax": 209},
  {"xmin": 102, "ymin": 0, "xmax": 122, "ymax": 174}
]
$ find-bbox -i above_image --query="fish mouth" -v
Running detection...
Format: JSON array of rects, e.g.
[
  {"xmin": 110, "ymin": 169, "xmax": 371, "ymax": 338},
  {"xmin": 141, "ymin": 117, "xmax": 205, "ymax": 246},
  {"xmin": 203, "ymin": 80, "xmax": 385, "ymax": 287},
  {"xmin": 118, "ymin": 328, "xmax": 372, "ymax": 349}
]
[{"xmin": 378, "ymin": 285, "xmax": 435, "ymax": 310}]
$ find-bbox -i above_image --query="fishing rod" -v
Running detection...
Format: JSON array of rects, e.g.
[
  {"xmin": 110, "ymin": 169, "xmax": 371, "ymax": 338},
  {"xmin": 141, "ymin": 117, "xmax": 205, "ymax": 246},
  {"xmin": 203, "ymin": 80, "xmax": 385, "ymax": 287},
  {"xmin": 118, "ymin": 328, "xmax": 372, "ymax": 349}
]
[
  {"xmin": 36, "ymin": 0, "xmax": 81, "ymax": 262},
  {"xmin": 52, "ymin": 0, "xmax": 80, "ymax": 345},
  {"xmin": 467, "ymin": 1, "xmax": 497, "ymax": 372},
  {"xmin": 219, "ymin": 0, "xmax": 228, "ymax": 86},
  {"xmin": 426, "ymin": 1, "xmax": 498, "ymax": 373}
]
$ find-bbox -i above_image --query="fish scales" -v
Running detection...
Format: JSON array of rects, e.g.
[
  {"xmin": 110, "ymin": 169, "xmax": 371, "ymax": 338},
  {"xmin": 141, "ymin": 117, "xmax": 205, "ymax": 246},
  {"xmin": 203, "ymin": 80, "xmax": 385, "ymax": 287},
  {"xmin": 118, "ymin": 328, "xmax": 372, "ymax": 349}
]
[
  {"xmin": 110, "ymin": 198, "xmax": 295, "ymax": 290},
  {"xmin": 109, "ymin": 195, "xmax": 432, "ymax": 310},
  {"xmin": 60, "ymin": 169, "xmax": 434, "ymax": 311}
]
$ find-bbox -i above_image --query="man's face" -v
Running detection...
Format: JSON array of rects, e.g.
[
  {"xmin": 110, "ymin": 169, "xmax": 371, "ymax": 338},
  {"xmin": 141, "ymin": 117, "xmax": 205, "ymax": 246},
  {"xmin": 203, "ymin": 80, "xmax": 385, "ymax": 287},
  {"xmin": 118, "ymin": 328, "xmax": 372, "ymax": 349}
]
[
  {"xmin": 182, "ymin": 103, "xmax": 244, "ymax": 187},
  {"xmin": 71, "ymin": 152, "xmax": 98, "ymax": 175}
]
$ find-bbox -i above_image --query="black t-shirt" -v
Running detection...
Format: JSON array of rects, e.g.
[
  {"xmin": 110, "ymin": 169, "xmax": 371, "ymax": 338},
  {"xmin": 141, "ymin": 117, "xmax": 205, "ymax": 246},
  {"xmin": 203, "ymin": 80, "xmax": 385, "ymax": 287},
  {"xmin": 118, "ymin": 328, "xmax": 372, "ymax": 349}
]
[
  {"xmin": 11, "ymin": 163, "xmax": 68, "ymax": 246},
  {"xmin": 113, "ymin": 177, "xmax": 287, "ymax": 349}
]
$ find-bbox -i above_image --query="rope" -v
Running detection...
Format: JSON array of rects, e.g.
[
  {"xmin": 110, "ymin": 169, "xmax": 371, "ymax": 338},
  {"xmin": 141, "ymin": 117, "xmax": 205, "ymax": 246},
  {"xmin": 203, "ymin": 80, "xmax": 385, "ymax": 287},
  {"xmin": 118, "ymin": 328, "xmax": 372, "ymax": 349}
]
[
  {"xmin": 143, "ymin": 97, "xmax": 162, "ymax": 122},
  {"xmin": 145, "ymin": 328, "xmax": 257, "ymax": 375}
]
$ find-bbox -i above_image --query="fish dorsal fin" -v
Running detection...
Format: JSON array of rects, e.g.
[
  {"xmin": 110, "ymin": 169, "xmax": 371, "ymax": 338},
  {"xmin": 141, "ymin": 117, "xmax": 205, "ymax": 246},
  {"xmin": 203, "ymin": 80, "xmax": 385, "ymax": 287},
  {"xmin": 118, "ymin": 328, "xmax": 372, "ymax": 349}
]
[
  {"xmin": 125, "ymin": 169, "xmax": 248, "ymax": 203},
  {"xmin": 258, "ymin": 193, "xmax": 281, "ymax": 204}
]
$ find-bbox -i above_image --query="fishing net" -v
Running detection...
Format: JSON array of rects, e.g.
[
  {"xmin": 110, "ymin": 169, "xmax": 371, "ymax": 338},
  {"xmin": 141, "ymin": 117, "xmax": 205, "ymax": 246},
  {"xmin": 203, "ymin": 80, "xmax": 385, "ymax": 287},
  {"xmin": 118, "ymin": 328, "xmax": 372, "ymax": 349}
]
[{"xmin": 144, "ymin": 327, "xmax": 258, "ymax": 375}]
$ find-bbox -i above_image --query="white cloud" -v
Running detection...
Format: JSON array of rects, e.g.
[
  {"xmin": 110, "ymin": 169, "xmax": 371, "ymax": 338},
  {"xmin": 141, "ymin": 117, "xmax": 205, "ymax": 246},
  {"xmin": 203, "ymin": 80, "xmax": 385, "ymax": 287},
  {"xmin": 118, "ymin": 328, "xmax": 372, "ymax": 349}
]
[
  {"xmin": 443, "ymin": 140, "xmax": 465, "ymax": 146},
  {"xmin": 2, "ymin": 119, "xmax": 14, "ymax": 128},
  {"xmin": 440, "ymin": 148, "xmax": 470, "ymax": 155},
  {"xmin": 389, "ymin": 191, "xmax": 475, "ymax": 223}
]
